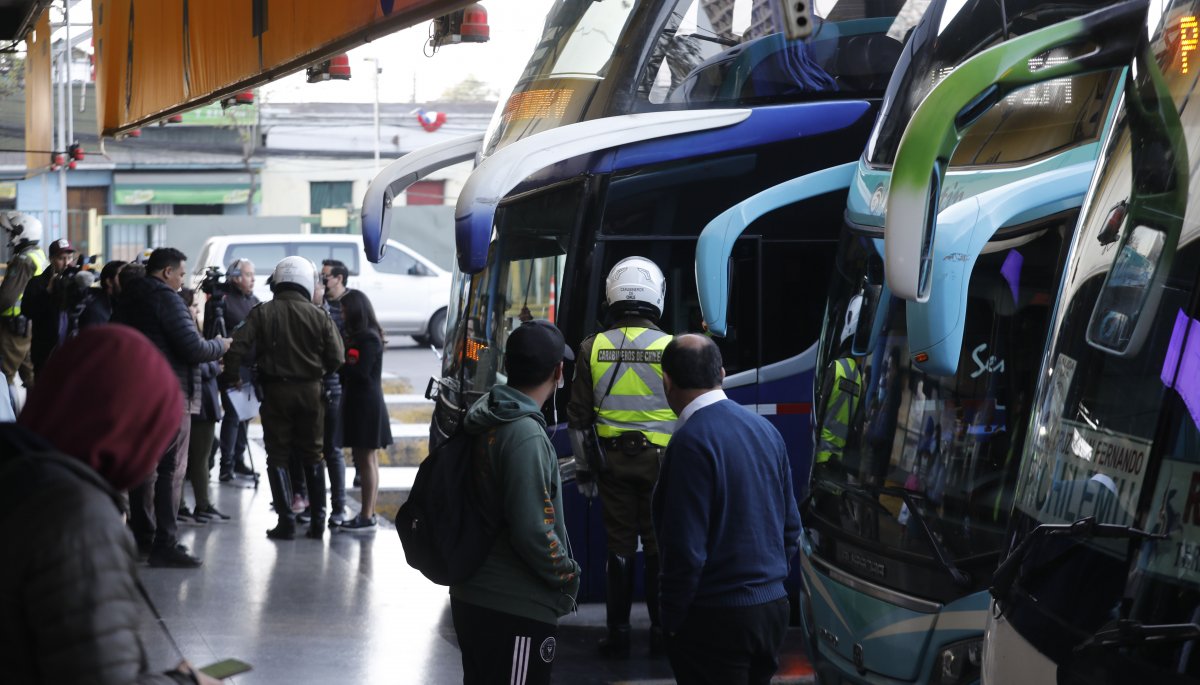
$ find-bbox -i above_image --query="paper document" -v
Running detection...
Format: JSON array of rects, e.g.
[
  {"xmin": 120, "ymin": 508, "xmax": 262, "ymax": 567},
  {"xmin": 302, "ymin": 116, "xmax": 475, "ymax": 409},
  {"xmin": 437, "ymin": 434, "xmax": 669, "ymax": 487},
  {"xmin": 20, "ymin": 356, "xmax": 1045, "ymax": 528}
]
[{"xmin": 225, "ymin": 385, "xmax": 260, "ymax": 421}]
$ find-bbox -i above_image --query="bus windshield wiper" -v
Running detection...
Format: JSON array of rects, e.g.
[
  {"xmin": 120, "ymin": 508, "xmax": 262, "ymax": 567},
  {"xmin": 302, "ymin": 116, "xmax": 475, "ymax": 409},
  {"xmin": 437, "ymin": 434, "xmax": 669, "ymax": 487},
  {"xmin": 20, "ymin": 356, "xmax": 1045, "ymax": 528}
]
[
  {"xmin": 990, "ymin": 517, "xmax": 1167, "ymax": 606},
  {"xmin": 838, "ymin": 482, "xmax": 971, "ymax": 588},
  {"xmin": 1075, "ymin": 619, "xmax": 1200, "ymax": 652}
]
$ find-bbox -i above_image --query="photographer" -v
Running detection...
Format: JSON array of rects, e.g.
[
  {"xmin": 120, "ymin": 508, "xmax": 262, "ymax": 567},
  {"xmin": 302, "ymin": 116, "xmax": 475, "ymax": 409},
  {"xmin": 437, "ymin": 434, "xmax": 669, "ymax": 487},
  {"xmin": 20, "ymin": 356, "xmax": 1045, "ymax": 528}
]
[
  {"xmin": 21, "ymin": 239, "xmax": 78, "ymax": 378},
  {"xmin": 78, "ymin": 260, "xmax": 127, "ymax": 330},
  {"xmin": 204, "ymin": 259, "xmax": 259, "ymax": 481}
]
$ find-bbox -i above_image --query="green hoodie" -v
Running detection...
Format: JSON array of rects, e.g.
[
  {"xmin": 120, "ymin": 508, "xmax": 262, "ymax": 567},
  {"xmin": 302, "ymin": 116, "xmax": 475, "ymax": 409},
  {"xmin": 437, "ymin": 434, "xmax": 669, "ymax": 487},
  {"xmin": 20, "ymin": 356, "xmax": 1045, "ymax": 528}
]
[{"xmin": 450, "ymin": 384, "xmax": 581, "ymax": 624}]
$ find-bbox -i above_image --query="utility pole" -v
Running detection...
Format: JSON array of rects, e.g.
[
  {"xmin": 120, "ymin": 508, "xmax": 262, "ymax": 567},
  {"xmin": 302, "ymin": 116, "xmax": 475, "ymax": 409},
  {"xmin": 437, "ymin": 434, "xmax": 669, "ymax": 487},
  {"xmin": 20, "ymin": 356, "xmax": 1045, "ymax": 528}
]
[
  {"xmin": 64, "ymin": 0, "xmax": 72, "ymax": 146},
  {"xmin": 56, "ymin": 2, "xmax": 67, "ymax": 241},
  {"xmin": 368, "ymin": 57, "xmax": 381, "ymax": 172}
]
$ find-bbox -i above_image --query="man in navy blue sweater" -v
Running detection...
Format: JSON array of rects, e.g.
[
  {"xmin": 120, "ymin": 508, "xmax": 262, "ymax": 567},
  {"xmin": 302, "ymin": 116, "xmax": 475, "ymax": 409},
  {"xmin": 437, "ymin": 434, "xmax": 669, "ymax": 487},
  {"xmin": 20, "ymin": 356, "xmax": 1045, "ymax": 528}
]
[{"xmin": 652, "ymin": 334, "xmax": 801, "ymax": 685}]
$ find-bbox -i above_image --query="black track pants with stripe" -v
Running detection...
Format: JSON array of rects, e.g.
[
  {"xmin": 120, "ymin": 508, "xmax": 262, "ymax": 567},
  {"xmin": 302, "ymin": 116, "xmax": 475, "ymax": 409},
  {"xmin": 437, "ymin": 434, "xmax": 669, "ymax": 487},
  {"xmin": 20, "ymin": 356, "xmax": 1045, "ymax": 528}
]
[{"xmin": 452, "ymin": 598, "xmax": 558, "ymax": 685}]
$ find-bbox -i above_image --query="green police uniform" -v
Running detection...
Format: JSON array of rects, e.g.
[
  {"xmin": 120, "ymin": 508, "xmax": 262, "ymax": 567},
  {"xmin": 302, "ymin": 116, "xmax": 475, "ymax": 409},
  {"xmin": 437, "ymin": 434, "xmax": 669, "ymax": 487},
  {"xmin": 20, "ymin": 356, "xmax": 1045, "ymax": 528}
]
[
  {"xmin": 0, "ymin": 246, "xmax": 47, "ymax": 384},
  {"xmin": 816, "ymin": 357, "xmax": 862, "ymax": 464},
  {"xmin": 220, "ymin": 289, "xmax": 344, "ymax": 469}
]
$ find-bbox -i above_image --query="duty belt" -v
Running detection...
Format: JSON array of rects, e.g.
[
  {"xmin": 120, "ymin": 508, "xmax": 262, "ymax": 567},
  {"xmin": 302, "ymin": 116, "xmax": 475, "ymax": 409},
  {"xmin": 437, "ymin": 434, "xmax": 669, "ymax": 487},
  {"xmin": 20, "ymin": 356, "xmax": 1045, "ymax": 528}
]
[
  {"xmin": 258, "ymin": 373, "xmax": 320, "ymax": 384},
  {"xmin": 600, "ymin": 431, "xmax": 656, "ymax": 456}
]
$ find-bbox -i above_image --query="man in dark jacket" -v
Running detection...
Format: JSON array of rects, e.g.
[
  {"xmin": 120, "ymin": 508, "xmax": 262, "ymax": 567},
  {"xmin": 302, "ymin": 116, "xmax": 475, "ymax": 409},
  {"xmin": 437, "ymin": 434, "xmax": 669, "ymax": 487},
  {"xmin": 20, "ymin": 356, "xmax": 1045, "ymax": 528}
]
[
  {"xmin": 21, "ymin": 238, "xmax": 77, "ymax": 378},
  {"xmin": 205, "ymin": 258, "xmax": 260, "ymax": 481},
  {"xmin": 652, "ymin": 334, "xmax": 801, "ymax": 685},
  {"xmin": 113, "ymin": 247, "xmax": 230, "ymax": 568},
  {"xmin": 451, "ymin": 320, "xmax": 581, "ymax": 685},
  {"xmin": 0, "ymin": 324, "xmax": 223, "ymax": 685},
  {"xmin": 78, "ymin": 259, "xmax": 127, "ymax": 330},
  {"xmin": 301, "ymin": 263, "xmax": 348, "ymax": 527}
]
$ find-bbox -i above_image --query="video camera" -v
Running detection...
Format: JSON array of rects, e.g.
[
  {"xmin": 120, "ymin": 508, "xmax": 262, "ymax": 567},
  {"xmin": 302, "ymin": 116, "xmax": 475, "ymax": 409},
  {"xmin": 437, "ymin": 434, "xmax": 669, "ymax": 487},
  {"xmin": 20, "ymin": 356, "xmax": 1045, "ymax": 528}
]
[
  {"xmin": 59, "ymin": 254, "xmax": 99, "ymax": 301},
  {"xmin": 58, "ymin": 254, "xmax": 100, "ymax": 338},
  {"xmin": 198, "ymin": 265, "xmax": 225, "ymax": 296}
]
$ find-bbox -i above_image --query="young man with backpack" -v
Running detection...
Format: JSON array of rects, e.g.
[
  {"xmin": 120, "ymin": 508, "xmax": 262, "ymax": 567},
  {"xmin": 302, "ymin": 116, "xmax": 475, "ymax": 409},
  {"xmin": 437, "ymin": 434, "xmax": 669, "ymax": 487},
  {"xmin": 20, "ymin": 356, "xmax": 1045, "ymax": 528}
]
[{"xmin": 449, "ymin": 319, "xmax": 581, "ymax": 685}]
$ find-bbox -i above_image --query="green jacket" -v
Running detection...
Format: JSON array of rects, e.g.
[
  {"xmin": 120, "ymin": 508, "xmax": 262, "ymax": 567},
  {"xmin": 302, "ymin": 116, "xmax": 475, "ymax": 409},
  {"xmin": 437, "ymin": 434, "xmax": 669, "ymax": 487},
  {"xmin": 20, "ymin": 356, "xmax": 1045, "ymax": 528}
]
[{"xmin": 450, "ymin": 384, "xmax": 580, "ymax": 624}]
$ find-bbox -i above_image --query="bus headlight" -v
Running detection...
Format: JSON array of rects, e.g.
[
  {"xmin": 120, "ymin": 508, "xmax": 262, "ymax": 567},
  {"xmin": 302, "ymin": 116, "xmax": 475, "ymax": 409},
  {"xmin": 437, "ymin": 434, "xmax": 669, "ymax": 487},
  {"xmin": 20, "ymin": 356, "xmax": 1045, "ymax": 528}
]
[{"xmin": 930, "ymin": 638, "xmax": 982, "ymax": 685}]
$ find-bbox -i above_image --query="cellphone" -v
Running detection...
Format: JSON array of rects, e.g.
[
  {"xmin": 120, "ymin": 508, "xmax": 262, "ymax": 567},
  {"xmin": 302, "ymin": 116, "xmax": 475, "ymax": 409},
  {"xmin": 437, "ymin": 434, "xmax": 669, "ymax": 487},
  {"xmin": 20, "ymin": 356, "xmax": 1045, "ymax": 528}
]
[{"xmin": 199, "ymin": 658, "xmax": 253, "ymax": 679}]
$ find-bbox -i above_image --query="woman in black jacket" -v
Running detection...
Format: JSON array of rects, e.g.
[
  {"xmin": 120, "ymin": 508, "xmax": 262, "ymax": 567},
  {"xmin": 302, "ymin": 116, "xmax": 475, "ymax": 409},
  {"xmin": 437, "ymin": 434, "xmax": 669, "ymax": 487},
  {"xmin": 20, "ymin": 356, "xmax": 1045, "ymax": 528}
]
[
  {"xmin": 180, "ymin": 288, "xmax": 228, "ymax": 522},
  {"xmin": 337, "ymin": 290, "xmax": 393, "ymax": 532},
  {"xmin": 1, "ymin": 325, "xmax": 223, "ymax": 684}
]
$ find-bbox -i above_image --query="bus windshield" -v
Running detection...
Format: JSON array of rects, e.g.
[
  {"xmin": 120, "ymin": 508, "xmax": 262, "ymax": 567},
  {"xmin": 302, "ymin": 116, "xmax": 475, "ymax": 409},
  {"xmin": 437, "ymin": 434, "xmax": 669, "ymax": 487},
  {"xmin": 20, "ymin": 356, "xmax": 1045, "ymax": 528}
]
[
  {"xmin": 999, "ymin": 8, "xmax": 1200, "ymax": 674},
  {"xmin": 441, "ymin": 182, "xmax": 579, "ymax": 406},
  {"xmin": 482, "ymin": 0, "xmax": 926, "ymax": 156},
  {"xmin": 865, "ymin": 0, "xmax": 1118, "ymax": 169},
  {"xmin": 805, "ymin": 221, "xmax": 1070, "ymax": 601}
]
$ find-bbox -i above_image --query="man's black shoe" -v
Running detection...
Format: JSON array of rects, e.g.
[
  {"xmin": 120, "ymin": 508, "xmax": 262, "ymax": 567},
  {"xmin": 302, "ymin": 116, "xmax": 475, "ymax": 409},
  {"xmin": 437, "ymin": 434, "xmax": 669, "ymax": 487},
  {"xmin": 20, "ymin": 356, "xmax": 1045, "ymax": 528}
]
[
  {"xmin": 649, "ymin": 627, "xmax": 666, "ymax": 656},
  {"xmin": 194, "ymin": 504, "xmax": 231, "ymax": 521},
  {"xmin": 147, "ymin": 544, "xmax": 203, "ymax": 568},
  {"xmin": 218, "ymin": 470, "xmax": 234, "ymax": 482},
  {"xmin": 598, "ymin": 627, "xmax": 631, "ymax": 658},
  {"xmin": 233, "ymin": 461, "xmax": 257, "ymax": 476}
]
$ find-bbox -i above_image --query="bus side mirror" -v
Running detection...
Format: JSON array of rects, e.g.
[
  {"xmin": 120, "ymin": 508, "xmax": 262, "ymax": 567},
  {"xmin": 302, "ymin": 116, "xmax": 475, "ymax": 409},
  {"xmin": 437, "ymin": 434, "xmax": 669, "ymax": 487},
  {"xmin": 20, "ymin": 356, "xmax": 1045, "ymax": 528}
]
[
  {"xmin": 695, "ymin": 163, "xmax": 856, "ymax": 336},
  {"xmin": 1086, "ymin": 224, "xmax": 1168, "ymax": 356},
  {"xmin": 906, "ymin": 161, "xmax": 1096, "ymax": 376},
  {"xmin": 361, "ymin": 133, "xmax": 483, "ymax": 263},
  {"xmin": 884, "ymin": 0, "xmax": 1148, "ymax": 302}
]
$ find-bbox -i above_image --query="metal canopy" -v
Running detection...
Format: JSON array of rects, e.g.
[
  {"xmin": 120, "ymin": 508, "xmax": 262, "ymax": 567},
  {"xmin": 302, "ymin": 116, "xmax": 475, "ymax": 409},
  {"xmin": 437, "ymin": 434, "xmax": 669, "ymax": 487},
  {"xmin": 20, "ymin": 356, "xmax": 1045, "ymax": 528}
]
[{"xmin": 93, "ymin": 0, "xmax": 476, "ymax": 138}]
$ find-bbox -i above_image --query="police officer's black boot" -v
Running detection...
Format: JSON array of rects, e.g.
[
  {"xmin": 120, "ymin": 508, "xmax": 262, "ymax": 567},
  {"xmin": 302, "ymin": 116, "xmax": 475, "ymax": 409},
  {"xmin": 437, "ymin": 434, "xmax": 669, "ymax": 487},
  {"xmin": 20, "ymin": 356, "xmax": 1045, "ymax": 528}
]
[
  {"xmin": 644, "ymin": 554, "xmax": 665, "ymax": 656},
  {"xmin": 304, "ymin": 462, "xmax": 327, "ymax": 539},
  {"xmin": 599, "ymin": 553, "xmax": 634, "ymax": 657},
  {"xmin": 265, "ymin": 467, "xmax": 296, "ymax": 540}
]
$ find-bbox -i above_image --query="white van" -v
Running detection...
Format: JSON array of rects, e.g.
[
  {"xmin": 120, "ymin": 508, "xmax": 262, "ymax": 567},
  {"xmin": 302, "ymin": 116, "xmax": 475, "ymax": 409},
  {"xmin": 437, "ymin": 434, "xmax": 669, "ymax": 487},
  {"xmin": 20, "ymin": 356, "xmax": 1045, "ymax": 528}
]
[{"xmin": 192, "ymin": 234, "xmax": 451, "ymax": 347}]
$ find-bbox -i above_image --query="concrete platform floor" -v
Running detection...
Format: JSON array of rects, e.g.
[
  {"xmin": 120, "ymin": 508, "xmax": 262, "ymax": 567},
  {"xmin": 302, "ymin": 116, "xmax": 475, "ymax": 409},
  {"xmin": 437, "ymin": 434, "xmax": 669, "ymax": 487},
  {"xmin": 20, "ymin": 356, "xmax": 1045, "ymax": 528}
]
[{"xmin": 138, "ymin": 457, "xmax": 814, "ymax": 683}]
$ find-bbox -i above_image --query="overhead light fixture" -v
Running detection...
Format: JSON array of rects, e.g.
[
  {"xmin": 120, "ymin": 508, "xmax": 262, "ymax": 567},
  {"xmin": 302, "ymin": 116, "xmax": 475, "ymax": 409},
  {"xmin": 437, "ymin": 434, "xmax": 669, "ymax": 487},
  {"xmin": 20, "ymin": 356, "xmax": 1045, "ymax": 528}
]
[
  {"xmin": 431, "ymin": 3, "xmax": 490, "ymax": 49},
  {"xmin": 307, "ymin": 54, "xmax": 352, "ymax": 83}
]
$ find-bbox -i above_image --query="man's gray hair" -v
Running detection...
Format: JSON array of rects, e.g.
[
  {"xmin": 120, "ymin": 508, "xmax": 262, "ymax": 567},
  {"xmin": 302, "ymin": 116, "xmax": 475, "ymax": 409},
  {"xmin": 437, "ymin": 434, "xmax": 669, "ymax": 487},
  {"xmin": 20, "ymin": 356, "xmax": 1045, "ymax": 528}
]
[{"xmin": 227, "ymin": 258, "xmax": 254, "ymax": 277}]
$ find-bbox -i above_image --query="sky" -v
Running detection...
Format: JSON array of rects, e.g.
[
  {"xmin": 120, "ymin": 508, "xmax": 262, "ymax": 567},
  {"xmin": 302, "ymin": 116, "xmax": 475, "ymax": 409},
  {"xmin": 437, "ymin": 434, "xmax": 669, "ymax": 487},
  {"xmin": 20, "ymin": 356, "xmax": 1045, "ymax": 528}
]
[{"xmin": 263, "ymin": 2, "xmax": 558, "ymax": 105}]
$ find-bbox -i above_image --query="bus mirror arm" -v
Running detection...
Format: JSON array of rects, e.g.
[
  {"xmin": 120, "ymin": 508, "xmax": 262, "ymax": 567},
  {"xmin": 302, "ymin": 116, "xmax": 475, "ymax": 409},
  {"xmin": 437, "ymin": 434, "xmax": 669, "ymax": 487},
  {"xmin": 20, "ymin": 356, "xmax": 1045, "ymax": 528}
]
[
  {"xmin": 360, "ymin": 133, "xmax": 484, "ymax": 263},
  {"xmin": 884, "ymin": 0, "xmax": 1150, "ymax": 303},
  {"xmin": 989, "ymin": 516, "xmax": 1166, "ymax": 613},
  {"xmin": 695, "ymin": 163, "xmax": 856, "ymax": 337}
]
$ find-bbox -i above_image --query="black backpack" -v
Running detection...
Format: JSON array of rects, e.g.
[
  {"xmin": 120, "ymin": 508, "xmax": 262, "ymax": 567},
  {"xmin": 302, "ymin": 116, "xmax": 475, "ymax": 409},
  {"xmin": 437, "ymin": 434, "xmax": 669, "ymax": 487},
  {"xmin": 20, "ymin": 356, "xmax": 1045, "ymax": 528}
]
[{"xmin": 395, "ymin": 426, "xmax": 499, "ymax": 585}]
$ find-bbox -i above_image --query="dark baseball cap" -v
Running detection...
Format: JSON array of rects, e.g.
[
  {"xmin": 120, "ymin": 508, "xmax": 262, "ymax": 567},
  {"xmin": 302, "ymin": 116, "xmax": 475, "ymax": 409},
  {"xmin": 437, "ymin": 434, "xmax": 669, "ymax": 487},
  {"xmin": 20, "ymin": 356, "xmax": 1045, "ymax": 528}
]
[
  {"xmin": 49, "ymin": 238, "xmax": 75, "ymax": 257},
  {"xmin": 505, "ymin": 320, "xmax": 574, "ymax": 374}
]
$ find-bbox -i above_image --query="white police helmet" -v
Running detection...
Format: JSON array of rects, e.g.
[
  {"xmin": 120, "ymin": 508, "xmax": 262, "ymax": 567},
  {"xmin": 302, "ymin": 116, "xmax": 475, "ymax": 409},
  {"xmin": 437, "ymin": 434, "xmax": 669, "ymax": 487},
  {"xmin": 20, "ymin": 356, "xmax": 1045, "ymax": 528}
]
[
  {"xmin": 270, "ymin": 256, "xmax": 318, "ymax": 299},
  {"xmin": 841, "ymin": 294, "xmax": 863, "ymax": 346},
  {"xmin": 605, "ymin": 256, "xmax": 665, "ymax": 318},
  {"xmin": 0, "ymin": 211, "xmax": 43, "ymax": 249}
]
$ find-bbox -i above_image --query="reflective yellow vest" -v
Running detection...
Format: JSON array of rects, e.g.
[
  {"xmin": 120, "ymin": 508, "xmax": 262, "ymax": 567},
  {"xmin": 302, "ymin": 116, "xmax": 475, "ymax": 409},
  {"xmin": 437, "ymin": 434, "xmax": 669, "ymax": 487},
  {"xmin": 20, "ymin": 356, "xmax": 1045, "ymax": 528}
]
[
  {"xmin": 1, "ymin": 246, "xmax": 47, "ymax": 317},
  {"xmin": 590, "ymin": 327, "xmax": 676, "ymax": 447},
  {"xmin": 816, "ymin": 357, "xmax": 862, "ymax": 464}
]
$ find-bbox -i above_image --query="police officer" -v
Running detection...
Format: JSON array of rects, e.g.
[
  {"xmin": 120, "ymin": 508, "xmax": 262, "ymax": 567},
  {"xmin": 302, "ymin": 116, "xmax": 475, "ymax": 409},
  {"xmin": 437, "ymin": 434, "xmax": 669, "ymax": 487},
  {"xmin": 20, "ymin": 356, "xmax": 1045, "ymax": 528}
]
[
  {"xmin": 815, "ymin": 294, "xmax": 864, "ymax": 470},
  {"xmin": 567, "ymin": 256, "xmax": 676, "ymax": 657},
  {"xmin": 220, "ymin": 256, "xmax": 344, "ymax": 540},
  {"xmin": 0, "ymin": 212, "xmax": 47, "ymax": 390}
]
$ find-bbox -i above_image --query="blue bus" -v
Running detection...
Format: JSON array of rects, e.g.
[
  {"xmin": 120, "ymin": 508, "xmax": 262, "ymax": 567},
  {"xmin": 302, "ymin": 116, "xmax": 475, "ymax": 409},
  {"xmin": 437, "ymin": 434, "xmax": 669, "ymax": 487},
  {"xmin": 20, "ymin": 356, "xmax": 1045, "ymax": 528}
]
[
  {"xmin": 363, "ymin": 0, "xmax": 931, "ymax": 601},
  {"xmin": 695, "ymin": 0, "xmax": 1140, "ymax": 682},
  {"xmin": 885, "ymin": 2, "xmax": 1200, "ymax": 682}
]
